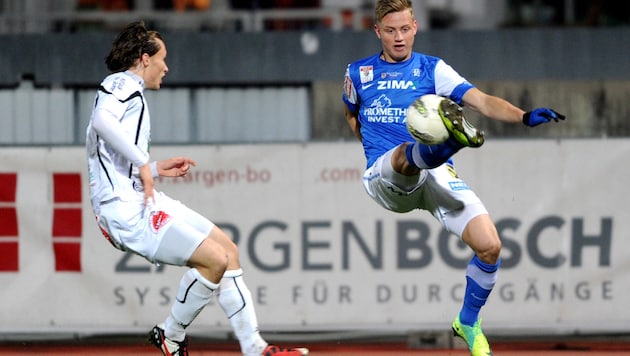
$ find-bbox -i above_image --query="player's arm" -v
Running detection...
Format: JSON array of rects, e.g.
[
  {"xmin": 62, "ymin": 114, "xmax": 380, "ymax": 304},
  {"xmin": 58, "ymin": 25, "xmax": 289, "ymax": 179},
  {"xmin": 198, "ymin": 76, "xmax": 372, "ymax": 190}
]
[
  {"xmin": 91, "ymin": 105, "xmax": 155, "ymax": 202},
  {"xmin": 344, "ymin": 106, "xmax": 362, "ymax": 141},
  {"xmin": 461, "ymin": 87, "xmax": 524, "ymax": 124},
  {"xmin": 91, "ymin": 106, "xmax": 149, "ymax": 167},
  {"xmin": 462, "ymin": 87, "xmax": 565, "ymax": 127}
]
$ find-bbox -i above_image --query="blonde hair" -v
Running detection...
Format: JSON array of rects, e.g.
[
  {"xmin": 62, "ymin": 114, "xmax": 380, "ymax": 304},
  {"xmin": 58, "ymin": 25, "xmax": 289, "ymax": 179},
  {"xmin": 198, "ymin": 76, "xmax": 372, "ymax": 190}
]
[{"xmin": 374, "ymin": 0, "xmax": 414, "ymax": 24}]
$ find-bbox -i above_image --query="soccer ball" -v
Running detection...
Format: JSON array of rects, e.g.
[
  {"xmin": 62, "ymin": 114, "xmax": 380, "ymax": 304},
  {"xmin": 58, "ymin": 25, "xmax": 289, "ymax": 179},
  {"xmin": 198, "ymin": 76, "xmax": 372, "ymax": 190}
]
[{"xmin": 405, "ymin": 94, "xmax": 451, "ymax": 145}]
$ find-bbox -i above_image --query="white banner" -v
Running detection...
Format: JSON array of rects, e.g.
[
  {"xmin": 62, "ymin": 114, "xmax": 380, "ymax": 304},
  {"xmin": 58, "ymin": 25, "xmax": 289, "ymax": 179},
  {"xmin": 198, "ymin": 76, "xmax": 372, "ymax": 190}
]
[{"xmin": 0, "ymin": 140, "xmax": 627, "ymax": 337}]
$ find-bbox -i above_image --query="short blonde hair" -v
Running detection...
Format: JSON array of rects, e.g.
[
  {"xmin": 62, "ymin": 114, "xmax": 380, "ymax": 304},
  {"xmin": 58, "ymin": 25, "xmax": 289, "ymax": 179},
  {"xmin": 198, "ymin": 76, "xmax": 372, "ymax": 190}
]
[{"xmin": 374, "ymin": 0, "xmax": 414, "ymax": 24}]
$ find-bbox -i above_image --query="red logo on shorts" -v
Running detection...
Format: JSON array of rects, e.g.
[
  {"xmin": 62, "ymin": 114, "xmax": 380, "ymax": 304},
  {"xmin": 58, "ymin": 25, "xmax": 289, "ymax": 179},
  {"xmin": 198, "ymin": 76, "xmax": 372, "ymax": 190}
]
[{"xmin": 150, "ymin": 211, "xmax": 172, "ymax": 233}]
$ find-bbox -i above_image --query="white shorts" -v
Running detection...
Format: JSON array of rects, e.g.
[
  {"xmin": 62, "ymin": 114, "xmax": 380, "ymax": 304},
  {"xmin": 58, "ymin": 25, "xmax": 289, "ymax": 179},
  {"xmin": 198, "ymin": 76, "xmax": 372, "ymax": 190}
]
[
  {"xmin": 363, "ymin": 147, "xmax": 487, "ymax": 237},
  {"xmin": 94, "ymin": 191, "xmax": 213, "ymax": 266}
]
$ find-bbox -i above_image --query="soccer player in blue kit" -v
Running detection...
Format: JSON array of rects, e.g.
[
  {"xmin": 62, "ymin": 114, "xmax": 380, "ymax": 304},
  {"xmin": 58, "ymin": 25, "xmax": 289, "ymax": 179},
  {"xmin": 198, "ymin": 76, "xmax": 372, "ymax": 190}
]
[
  {"xmin": 342, "ymin": 1, "xmax": 565, "ymax": 355},
  {"xmin": 86, "ymin": 21, "xmax": 308, "ymax": 356}
]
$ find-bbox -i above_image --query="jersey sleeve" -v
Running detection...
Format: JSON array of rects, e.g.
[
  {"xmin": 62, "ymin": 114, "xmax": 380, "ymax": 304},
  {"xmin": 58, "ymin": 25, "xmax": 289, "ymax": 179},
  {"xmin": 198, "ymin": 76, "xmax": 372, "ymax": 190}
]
[
  {"xmin": 342, "ymin": 64, "xmax": 359, "ymax": 113},
  {"xmin": 433, "ymin": 59, "xmax": 475, "ymax": 104},
  {"xmin": 91, "ymin": 93, "xmax": 149, "ymax": 168}
]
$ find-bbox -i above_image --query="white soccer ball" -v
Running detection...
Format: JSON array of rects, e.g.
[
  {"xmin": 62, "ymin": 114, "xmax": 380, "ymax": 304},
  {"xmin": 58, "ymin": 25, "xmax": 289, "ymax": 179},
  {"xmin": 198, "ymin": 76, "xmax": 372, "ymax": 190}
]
[{"xmin": 405, "ymin": 94, "xmax": 450, "ymax": 145}]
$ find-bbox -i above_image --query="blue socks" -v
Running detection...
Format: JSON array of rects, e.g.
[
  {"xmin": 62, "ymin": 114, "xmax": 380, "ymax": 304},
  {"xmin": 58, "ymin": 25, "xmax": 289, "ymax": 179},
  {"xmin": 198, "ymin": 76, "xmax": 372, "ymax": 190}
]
[
  {"xmin": 459, "ymin": 256, "xmax": 499, "ymax": 326},
  {"xmin": 406, "ymin": 139, "xmax": 463, "ymax": 169}
]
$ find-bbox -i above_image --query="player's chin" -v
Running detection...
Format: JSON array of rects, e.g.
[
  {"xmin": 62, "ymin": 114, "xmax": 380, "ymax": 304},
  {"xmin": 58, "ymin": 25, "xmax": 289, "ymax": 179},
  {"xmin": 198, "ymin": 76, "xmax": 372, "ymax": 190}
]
[
  {"xmin": 391, "ymin": 47, "xmax": 410, "ymax": 60},
  {"xmin": 154, "ymin": 77, "xmax": 165, "ymax": 89}
]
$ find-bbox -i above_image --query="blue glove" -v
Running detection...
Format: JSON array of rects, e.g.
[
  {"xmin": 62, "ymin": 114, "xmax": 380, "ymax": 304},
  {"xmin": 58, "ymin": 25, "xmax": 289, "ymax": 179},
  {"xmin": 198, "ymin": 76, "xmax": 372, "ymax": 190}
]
[{"xmin": 522, "ymin": 108, "xmax": 565, "ymax": 127}]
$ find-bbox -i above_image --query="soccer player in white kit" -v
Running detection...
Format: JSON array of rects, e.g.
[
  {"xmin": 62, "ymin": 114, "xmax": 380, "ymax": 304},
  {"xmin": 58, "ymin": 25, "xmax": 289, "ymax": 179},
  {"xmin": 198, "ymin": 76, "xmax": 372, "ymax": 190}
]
[
  {"xmin": 342, "ymin": 1, "xmax": 565, "ymax": 355},
  {"xmin": 86, "ymin": 21, "xmax": 308, "ymax": 356}
]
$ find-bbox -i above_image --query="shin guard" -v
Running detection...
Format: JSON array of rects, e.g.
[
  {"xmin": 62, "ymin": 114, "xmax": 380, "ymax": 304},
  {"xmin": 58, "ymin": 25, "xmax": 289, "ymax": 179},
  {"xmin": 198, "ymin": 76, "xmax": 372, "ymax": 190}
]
[{"xmin": 165, "ymin": 268, "xmax": 218, "ymax": 341}]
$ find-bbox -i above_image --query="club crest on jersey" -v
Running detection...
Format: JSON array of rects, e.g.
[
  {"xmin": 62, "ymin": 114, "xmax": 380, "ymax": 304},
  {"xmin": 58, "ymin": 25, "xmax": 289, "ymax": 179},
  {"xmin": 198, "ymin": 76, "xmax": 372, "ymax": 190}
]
[
  {"xmin": 150, "ymin": 210, "xmax": 172, "ymax": 233},
  {"xmin": 359, "ymin": 65, "xmax": 373, "ymax": 83}
]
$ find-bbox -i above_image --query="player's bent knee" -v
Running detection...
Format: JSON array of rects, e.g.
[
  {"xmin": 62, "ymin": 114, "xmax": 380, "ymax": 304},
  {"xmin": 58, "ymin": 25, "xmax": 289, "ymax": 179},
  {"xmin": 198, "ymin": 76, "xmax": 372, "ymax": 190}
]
[
  {"xmin": 188, "ymin": 239, "xmax": 229, "ymax": 280},
  {"xmin": 478, "ymin": 239, "xmax": 501, "ymax": 264},
  {"xmin": 489, "ymin": 240, "xmax": 502, "ymax": 261},
  {"xmin": 206, "ymin": 248, "xmax": 229, "ymax": 274}
]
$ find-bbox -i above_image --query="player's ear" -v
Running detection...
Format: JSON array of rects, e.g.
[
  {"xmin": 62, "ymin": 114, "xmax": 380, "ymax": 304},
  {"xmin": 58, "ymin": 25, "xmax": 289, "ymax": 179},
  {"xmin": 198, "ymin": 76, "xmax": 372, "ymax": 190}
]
[
  {"xmin": 374, "ymin": 24, "xmax": 381, "ymax": 39},
  {"xmin": 141, "ymin": 53, "xmax": 150, "ymax": 67}
]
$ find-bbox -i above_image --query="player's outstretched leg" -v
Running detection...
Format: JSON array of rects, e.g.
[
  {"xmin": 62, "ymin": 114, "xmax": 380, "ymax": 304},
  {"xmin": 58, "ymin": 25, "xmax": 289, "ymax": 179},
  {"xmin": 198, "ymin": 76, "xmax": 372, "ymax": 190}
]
[
  {"xmin": 439, "ymin": 99, "xmax": 485, "ymax": 148},
  {"xmin": 217, "ymin": 269, "xmax": 309, "ymax": 356},
  {"xmin": 405, "ymin": 98, "xmax": 485, "ymax": 169}
]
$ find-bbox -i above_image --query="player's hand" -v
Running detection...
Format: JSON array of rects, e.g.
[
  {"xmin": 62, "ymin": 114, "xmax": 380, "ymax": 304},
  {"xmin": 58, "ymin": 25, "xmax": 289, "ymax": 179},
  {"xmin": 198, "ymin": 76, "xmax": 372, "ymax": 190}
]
[
  {"xmin": 522, "ymin": 108, "xmax": 565, "ymax": 127},
  {"xmin": 157, "ymin": 157, "xmax": 196, "ymax": 177},
  {"xmin": 138, "ymin": 163, "xmax": 155, "ymax": 205}
]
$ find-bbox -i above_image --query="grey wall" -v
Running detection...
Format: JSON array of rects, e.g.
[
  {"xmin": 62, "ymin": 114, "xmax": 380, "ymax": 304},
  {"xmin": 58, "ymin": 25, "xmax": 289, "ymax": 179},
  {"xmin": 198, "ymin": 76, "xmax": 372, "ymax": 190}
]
[
  {"xmin": 1, "ymin": 28, "xmax": 629, "ymax": 144},
  {"xmin": 1, "ymin": 84, "xmax": 310, "ymax": 145},
  {"xmin": 2, "ymin": 28, "xmax": 630, "ymax": 87}
]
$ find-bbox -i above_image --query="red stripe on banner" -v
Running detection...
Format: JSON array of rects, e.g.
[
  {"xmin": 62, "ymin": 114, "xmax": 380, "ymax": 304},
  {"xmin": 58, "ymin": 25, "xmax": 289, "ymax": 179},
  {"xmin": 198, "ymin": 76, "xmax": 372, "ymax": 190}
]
[
  {"xmin": 0, "ymin": 242, "xmax": 18, "ymax": 271},
  {"xmin": 52, "ymin": 173, "xmax": 83, "ymax": 272},
  {"xmin": 0, "ymin": 207, "xmax": 19, "ymax": 237},
  {"xmin": 53, "ymin": 242, "xmax": 81, "ymax": 272},
  {"xmin": 0, "ymin": 175, "xmax": 18, "ymax": 271},
  {"xmin": 52, "ymin": 208, "xmax": 82, "ymax": 237},
  {"xmin": 0, "ymin": 173, "xmax": 17, "ymax": 202},
  {"xmin": 53, "ymin": 173, "xmax": 82, "ymax": 203}
]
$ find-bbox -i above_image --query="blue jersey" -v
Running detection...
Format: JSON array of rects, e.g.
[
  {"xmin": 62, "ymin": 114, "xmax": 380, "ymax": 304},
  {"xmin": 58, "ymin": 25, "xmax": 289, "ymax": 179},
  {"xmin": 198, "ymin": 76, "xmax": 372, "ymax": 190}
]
[{"xmin": 343, "ymin": 52, "xmax": 474, "ymax": 167}]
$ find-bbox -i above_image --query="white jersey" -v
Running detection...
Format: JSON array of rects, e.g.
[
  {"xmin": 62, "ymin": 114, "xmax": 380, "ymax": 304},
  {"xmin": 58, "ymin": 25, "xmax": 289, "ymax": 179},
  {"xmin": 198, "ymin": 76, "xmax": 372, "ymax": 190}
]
[
  {"xmin": 86, "ymin": 71, "xmax": 212, "ymax": 264},
  {"xmin": 86, "ymin": 70, "xmax": 151, "ymax": 209}
]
